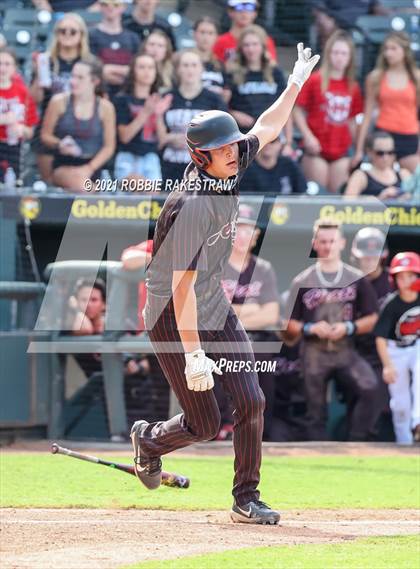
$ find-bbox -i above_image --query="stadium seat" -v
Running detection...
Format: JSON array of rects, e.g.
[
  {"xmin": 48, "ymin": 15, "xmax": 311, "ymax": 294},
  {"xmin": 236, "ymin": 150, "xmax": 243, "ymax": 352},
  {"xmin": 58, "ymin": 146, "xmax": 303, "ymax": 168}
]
[
  {"xmin": 3, "ymin": 8, "xmax": 39, "ymax": 30},
  {"xmin": 2, "ymin": 27, "xmax": 35, "ymax": 71},
  {"xmin": 379, "ymin": 0, "xmax": 420, "ymax": 8}
]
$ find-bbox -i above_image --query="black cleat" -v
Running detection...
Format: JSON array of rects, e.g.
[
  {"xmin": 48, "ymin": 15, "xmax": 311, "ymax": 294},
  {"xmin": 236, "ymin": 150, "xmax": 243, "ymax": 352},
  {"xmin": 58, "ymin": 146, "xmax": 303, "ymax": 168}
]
[
  {"xmin": 131, "ymin": 420, "xmax": 162, "ymax": 490},
  {"xmin": 230, "ymin": 500, "xmax": 280, "ymax": 525}
]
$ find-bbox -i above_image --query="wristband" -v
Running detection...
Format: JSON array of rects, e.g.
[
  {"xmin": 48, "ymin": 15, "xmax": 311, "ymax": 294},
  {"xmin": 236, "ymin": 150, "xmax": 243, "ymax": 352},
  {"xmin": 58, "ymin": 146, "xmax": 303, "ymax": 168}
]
[
  {"xmin": 345, "ymin": 321, "xmax": 356, "ymax": 336},
  {"xmin": 303, "ymin": 322, "xmax": 313, "ymax": 337},
  {"xmin": 287, "ymin": 74, "xmax": 303, "ymax": 91}
]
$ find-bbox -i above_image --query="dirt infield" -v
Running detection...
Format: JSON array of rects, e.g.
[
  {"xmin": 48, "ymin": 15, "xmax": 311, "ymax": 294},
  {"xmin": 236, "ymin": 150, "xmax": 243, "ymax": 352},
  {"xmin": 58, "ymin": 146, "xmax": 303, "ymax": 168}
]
[
  {"xmin": 1, "ymin": 508, "xmax": 419, "ymax": 569},
  {"xmin": 1, "ymin": 442, "xmax": 419, "ymax": 568}
]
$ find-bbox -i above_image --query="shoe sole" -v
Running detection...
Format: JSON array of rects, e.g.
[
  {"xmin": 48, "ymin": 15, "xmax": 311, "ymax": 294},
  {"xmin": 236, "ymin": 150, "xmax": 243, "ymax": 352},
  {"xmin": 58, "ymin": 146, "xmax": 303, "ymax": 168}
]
[
  {"xmin": 230, "ymin": 511, "xmax": 280, "ymax": 525},
  {"xmin": 131, "ymin": 421, "xmax": 161, "ymax": 490}
]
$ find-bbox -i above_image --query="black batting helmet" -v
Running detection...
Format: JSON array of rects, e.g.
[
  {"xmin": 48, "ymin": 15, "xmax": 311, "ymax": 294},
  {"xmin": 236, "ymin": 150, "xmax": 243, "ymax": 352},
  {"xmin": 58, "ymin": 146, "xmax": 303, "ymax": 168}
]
[
  {"xmin": 351, "ymin": 227, "xmax": 388, "ymax": 260},
  {"xmin": 186, "ymin": 110, "xmax": 246, "ymax": 169}
]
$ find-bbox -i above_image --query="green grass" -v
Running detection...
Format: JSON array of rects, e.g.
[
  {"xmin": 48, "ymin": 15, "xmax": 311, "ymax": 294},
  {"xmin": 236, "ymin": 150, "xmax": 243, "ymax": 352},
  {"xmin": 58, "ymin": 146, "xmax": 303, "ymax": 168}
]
[
  {"xmin": 1, "ymin": 454, "xmax": 419, "ymax": 510},
  {"xmin": 123, "ymin": 536, "xmax": 420, "ymax": 569}
]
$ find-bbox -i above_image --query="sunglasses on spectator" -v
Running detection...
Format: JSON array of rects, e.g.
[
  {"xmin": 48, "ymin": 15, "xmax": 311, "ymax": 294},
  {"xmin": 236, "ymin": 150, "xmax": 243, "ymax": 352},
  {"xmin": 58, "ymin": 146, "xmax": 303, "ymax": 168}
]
[
  {"xmin": 99, "ymin": 0, "xmax": 122, "ymax": 5},
  {"xmin": 57, "ymin": 27, "xmax": 80, "ymax": 36},
  {"xmin": 373, "ymin": 149, "xmax": 395, "ymax": 156}
]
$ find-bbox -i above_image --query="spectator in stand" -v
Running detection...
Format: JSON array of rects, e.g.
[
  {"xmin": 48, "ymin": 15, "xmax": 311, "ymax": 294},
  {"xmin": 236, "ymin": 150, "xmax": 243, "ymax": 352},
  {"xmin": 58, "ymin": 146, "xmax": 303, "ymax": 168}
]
[
  {"xmin": 353, "ymin": 32, "xmax": 420, "ymax": 174},
  {"xmin": 374, "ymin": 252, "xmax": 420, "ymax": 445},
  {"xmin": 123, "ymin": 0, "xmax": 175, "ymax": 50},
  {"xmin": 240, "ymin": 136, "xmax": 307, "ymax": 194},
  {"xmin": 226, "ymin": 25, "xmax": 292, "ymax": 150},
  {"xmin": 193, "ymin": 17, "xmax": 230, "ymax": 102},
  {"xmin": 294, "ymin": 30, "xmax": 363, "ymax": 193},
  {"xmin": 311, "ymin": 0, "xmax": 390, "ymax": 48},
  {"xmin": 114, "ymin": 53, "xmax": 172, "ymax": 180},
  {"xmin": 32, "ymin": 0, "xmax": 101, "ymax": 12},
  {"xmin": 351, "ymin": 228, "xmax": 393, "ymax": 440},
  {"xmin": 220, "ymin": 204, "xmax": 281, "ymax": 441},
  {"xmin": 41, "ymin": 57, "xmax": 116, "ymax": 191},
  {"xmin": 66, "ymin": 276, "xmax": 137, "ymax": 441},
  {"xmin": 69, "ymin": 278, "xmax": 106, "ymax": 335},
  {"xmin": 285, "ymin": 218, "xmax": 379, "ymax": 441},
  {"xmin": 66, "ymin": 277, "xmax": 106, "ymax": 377},
  {"xmin": 157, "ymin": 49, "xmax": 228, "ymax": 182},
  {"xmin": 140, "ymin": 30, "xmax": 174, "ymax": 92},
  {"xmin": 213, "ymin": 0, "xmax": 277, "ymax": 64},
  {"xmin": 0, "ymin": 48, "xmax": 38, "ymax": 183},
  {"xmin": 345, "ymin": 131, "xmax": 411, "ymax": 199},
  {"xmin": 30, "ymin": 13, "xmax": 91, "ymax": 183},
  {"xmin": 89, "ymin": 0, "xmax": 140, "ymax": 99}
]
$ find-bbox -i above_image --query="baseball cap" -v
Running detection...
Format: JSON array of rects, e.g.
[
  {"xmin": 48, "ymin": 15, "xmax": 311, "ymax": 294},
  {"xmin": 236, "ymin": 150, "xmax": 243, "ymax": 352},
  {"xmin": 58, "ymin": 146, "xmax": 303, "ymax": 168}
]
[
  {"xmin": 227, "ymin": 0, "xmax": 258, "ymax": 12},
  {"xmin": 237, "ymin": 204, "xmax": 257, "ymax": 225}
]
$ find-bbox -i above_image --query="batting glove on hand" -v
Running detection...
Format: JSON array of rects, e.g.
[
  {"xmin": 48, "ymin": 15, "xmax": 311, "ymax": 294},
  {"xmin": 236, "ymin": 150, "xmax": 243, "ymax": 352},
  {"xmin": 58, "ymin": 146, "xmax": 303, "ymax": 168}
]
[
  {"xmin": 184, "ymin": 349, "xmax": 222, "ymax": 391},
  {"xmin": 288, "ymin": 43, "xmax": 320, "ymax": 91}
]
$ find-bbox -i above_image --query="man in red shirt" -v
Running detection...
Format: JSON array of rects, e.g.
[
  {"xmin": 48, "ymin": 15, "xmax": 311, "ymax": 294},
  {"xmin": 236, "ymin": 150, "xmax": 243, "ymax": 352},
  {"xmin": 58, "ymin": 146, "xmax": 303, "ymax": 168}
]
[{"xmin": 213, "ymin": 0, "xmax": 277, "ymax": 64}]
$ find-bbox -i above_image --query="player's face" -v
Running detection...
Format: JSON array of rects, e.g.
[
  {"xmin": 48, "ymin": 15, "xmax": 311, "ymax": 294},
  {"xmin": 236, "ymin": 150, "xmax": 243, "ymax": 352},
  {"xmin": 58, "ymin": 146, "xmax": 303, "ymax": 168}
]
[
  {"xmin": 76, "ymin": 287, "xmax": 105, "ymax": 320},
  {"xmin": 134, "ymin": 55, "xmax": 156, "ymax": 86},
  {"xmin": 194, "ymin": 22, "xmax": 218, "ymax": 52},
  {"xmin": 241, "ymin": 33, "xmax": 264, "ymax": 65},
  {"xmin": 313, "ymin": 228, "xmax": 345, "ymax": 261},
  {"xmin": 329, "ymin": 40, "xmax": 351, "ymax": 74},
  {"xmin": 395, "ymin": 271, "xmax": 418, "ymax": 292},
  {"xmin": 383, "ymin": 39, "xmax": 405, "ymax": 66},
  {"xmin": 207, "ymin": 142, "xmax": 239, "ymax": 178},
  {"xmin": 144, "ymin": 34, "xmax": 167, "ymax": 63},
  {"xmin": 0, "ymin": 53, "xmax": 16, "ymax": 82}
]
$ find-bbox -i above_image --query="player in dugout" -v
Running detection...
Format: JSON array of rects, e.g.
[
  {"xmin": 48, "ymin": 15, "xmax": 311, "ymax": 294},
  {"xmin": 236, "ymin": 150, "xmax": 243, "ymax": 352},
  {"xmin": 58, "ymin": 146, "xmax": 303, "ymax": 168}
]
[{"xmin": 130, "ymin": 44, "xmax": 320, "ymax": 525}]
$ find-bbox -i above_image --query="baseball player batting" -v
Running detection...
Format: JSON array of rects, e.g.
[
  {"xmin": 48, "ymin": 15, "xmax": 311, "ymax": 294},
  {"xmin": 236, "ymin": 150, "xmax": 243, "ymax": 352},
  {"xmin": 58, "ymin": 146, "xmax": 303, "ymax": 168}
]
[{"xmin": 130, "ymin": 43, "xmax": 319, "ymax": 525}]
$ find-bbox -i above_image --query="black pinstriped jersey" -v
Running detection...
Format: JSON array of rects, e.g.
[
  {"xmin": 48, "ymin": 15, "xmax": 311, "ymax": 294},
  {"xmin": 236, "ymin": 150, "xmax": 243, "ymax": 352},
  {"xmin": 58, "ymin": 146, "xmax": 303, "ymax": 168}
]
[{"xmin": 145, "ymin": 134, "xmax": 260, "ymax": 328}]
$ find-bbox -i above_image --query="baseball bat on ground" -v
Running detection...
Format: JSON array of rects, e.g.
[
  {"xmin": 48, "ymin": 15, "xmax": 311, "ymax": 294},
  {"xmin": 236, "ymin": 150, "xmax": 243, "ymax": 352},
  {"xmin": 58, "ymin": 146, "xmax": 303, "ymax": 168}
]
[{"xmin": 51, "ymin": 443, "xmax": 190, "ymax": 488}]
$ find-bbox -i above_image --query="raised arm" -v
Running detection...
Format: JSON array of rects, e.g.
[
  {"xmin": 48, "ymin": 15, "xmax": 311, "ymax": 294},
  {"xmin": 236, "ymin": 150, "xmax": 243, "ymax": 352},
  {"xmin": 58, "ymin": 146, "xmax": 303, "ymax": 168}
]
[{"xmin": 249, "ymin": 43, "xmax": 319, "ymax": 151}]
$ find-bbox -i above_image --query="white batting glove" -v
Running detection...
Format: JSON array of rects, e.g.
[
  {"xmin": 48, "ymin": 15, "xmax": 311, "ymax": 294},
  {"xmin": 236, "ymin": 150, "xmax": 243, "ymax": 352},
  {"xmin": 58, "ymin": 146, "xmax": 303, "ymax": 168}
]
[
  {"xmin": 184, "ymin": 349, "xmax": 222, "ymax": 392},
  {"xmin": 288, "ymin": 43, "xmax": 320, "ymax": 91}
]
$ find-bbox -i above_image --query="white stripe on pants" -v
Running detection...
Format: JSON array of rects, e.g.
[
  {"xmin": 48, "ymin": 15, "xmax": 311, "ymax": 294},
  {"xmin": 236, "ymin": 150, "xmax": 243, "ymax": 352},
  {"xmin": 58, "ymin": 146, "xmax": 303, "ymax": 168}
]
[{"xmin": 387, "ymin": 340, "xmax": 420, "ymax": 444}]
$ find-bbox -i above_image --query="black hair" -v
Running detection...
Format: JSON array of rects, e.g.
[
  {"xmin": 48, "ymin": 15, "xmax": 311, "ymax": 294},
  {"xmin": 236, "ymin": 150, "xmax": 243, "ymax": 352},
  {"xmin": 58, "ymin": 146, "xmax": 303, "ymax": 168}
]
[
  {"xmin": 366, "ymin": 131, "xmax": 394, "ymax": 151},
  {"xmin": 74, "ymin": 278, "xmax": 106, "ymax": 301}
]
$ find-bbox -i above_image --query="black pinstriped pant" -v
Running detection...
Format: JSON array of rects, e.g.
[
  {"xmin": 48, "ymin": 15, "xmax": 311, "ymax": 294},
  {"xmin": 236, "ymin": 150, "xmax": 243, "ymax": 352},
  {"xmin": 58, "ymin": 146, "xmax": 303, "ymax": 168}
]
[{"xmin": 141, "ymin": 294, "xmax": 265, "ymax": 506}]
